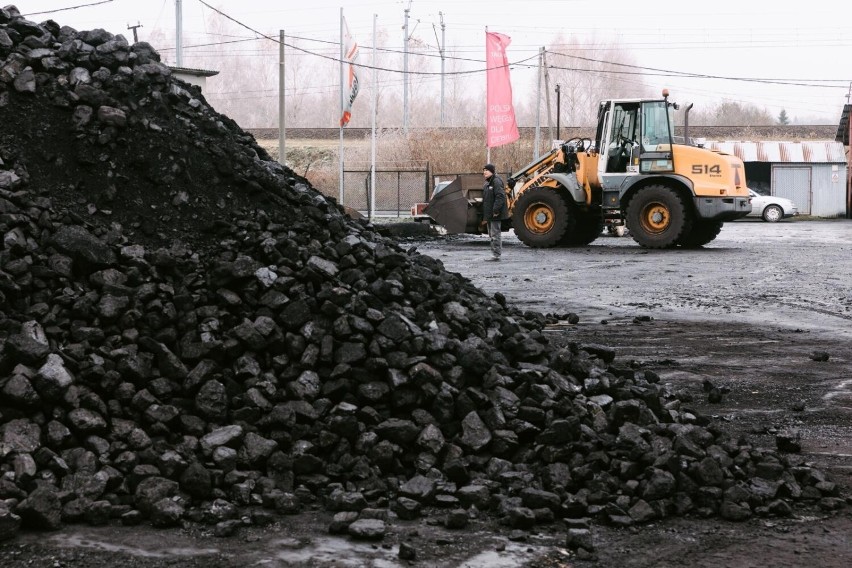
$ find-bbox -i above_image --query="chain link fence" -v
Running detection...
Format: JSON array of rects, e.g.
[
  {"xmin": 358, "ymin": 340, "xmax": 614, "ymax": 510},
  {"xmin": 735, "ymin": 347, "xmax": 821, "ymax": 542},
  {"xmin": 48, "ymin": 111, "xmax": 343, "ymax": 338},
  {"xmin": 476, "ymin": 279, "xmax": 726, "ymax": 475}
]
[{"xmin": 342, "ymin": 167, "xmax": 430, "ymax": 217}]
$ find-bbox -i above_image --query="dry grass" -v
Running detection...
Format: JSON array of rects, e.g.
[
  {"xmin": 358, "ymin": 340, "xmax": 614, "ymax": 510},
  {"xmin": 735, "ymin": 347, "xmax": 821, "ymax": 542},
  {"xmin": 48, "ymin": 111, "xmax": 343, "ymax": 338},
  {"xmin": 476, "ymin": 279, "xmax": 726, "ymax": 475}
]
[{"xmin": 259, "ymin": 129, "xmax": 541, "ymax": 193}]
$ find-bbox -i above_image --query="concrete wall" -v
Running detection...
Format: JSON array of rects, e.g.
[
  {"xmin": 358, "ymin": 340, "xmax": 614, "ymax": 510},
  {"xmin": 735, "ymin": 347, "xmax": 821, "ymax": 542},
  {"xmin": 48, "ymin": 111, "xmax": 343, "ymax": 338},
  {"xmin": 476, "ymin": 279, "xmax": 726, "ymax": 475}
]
[{"xmin": 172, "ymin": 72, "xmax": 208, "ymax": 91}]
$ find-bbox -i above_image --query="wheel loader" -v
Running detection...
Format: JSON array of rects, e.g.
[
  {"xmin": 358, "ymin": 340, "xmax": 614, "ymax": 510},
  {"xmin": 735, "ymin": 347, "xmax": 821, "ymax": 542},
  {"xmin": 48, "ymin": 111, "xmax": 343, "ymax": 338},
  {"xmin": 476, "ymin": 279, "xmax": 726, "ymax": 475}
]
[{"xmin": 424, "ymin": 91, "xmax": 751, "ymax": 248}]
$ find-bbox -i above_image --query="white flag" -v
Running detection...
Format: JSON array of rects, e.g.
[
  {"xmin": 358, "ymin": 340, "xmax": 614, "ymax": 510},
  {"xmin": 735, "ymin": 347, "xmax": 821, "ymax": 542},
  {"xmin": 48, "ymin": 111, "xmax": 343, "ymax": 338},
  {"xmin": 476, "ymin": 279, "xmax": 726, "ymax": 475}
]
[{"xmin": 340, "ymin": 17, "xmax": 360, "ymax": 127}]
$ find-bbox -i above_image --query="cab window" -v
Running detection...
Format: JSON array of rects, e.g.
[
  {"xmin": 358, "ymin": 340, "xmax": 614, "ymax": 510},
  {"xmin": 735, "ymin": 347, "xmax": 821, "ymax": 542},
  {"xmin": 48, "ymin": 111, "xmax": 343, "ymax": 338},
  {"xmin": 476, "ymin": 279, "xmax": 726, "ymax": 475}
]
[
  {"xmin": 641, "ymin": 101, "xmax": 673, "ymax": 152},
  {"xmin": 605, "ymin": 103, "xmax": 639, "ymax": 173}
]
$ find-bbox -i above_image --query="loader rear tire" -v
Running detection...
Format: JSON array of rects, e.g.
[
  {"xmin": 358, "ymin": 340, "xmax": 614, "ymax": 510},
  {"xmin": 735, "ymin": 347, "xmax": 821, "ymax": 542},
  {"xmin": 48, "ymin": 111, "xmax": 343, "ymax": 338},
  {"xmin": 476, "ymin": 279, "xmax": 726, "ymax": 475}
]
[
  {"xmin": 677, "ymin": 219, "xmax": 723, "ymax": 248},
  {"xmin": 512, "ymin": 187, "xmax": 573, "ymax": 248},
  {"xmin": 626, "ymin": 185, "xmax": 692, "ymax": 249}
]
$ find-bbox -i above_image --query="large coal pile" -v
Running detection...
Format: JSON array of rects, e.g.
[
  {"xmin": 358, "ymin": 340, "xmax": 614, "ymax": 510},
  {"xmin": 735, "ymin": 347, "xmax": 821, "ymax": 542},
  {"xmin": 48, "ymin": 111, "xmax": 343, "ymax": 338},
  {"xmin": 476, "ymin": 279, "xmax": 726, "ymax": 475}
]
[
  {"xmin": 0, "ymin": 6, "xmax": 299, "ymax": 252},
  {"xmin": 0, "ymin": 5, "xmax": 844, "ymax": 544}
]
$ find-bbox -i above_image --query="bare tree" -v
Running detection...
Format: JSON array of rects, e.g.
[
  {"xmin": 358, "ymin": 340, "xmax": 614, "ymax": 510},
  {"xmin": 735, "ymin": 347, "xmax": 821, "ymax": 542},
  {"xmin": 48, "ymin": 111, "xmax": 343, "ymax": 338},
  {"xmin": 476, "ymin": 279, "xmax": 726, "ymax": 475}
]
[
  {"xmin": 140, "ymin": 13, "xmax": 688, "ymax": 133},
  {"xmin": 544, "ymin": 34, "xmax": 654, "ymax": 127},
  {"xmin": 689, "ymin": 100, "xmax": 775, "ymax": 126},
  {"xmin": 444, "ymin": 47, "xmax": 481, "ymax": 127}
]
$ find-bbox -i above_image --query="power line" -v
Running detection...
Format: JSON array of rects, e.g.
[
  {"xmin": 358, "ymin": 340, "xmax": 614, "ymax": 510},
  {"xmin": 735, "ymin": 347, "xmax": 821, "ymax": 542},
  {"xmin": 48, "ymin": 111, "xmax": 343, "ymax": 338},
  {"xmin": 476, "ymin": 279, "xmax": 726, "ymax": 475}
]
[
  {"xmin": 205, "ymin": 72, "xmax": 453, "ymax": 99},
  {"xmin": 159, "ymin": 37, "xmax": 264, "ymax": 51},
  {"xmin": 175, "ymin": 0, "xmax": 846, "ymax": 118},
  {"xmin": 23, "ymin": 0, "xmax": 114, "ymax": 17},
  {"xmin": 159, "ymin": 21, "xmax": 851, "ymax": 87},
  {"xmin": 193, "ymin": 0, "xmax": 539, "ymax": 77},
  {"xmin": 171, "ymin": 26, "xmax": 852, "ymax": 53},
  {"xmin": 544, "ymin": 61, "xmax": 850, "ymax": 89},
  {"xmin": 546, "ymin": 50, "xmax": 851, "ymax": 88}
]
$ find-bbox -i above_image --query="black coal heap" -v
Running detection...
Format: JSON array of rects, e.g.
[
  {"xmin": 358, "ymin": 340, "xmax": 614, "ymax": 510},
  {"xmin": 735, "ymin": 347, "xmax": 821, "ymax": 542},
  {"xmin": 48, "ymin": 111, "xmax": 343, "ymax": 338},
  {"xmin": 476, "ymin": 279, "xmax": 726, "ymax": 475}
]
[{"xmin": 0, "ymin": 4, "xmax": 843, "ymax": 542}]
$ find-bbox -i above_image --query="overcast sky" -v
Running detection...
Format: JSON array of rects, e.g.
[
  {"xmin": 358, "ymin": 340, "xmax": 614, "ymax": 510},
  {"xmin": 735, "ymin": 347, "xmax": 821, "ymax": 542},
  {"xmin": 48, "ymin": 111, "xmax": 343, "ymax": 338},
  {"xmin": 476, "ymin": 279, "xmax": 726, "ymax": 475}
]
[{"xmin": 19, "ymin": 0, "xmax": 852, "ymax": 125}]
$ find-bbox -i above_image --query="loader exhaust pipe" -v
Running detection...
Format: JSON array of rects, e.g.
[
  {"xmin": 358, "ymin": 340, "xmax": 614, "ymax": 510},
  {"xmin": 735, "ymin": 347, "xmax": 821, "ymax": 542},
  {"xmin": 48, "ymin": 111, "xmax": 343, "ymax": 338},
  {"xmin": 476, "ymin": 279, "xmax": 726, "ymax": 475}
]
[{"xmin": 683, "ymin": 102, "xmax": 694, "ymax": 145}]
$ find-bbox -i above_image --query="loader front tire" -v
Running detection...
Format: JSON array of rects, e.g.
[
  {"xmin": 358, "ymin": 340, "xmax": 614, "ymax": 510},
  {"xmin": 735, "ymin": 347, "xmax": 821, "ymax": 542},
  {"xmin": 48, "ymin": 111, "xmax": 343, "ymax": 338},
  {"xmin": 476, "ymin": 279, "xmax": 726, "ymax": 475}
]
[
  {"xmin": 626, "ymin": 185, "xmax": 692, "ymax": 249},
  {"xmin": 560, "ymin": 207, "xmax": 603, "ymax": 246},
  {"xmin": 512, "ymin": 187, "xmax": 572, "ymax": 248}
]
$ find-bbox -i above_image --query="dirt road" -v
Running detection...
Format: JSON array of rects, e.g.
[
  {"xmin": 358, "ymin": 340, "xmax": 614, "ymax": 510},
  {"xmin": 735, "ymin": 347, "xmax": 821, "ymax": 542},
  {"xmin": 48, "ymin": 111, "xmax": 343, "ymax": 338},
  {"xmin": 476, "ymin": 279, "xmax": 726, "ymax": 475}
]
[{"xmin": 2, "ymin": 219, "xmax": 851, "ymax": 568}]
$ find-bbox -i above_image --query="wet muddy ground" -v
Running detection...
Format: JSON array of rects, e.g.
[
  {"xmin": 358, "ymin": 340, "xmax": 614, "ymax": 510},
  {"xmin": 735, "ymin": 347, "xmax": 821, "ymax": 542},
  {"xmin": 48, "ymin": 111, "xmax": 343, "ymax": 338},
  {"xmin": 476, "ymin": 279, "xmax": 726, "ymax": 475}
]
[
  {"xmin": 416, "ymin": 218, "xmax": 852, "ymax": 336},
  {"xmin": 3, "ymin": 218, "xmax": 852, "ymax": 567}
]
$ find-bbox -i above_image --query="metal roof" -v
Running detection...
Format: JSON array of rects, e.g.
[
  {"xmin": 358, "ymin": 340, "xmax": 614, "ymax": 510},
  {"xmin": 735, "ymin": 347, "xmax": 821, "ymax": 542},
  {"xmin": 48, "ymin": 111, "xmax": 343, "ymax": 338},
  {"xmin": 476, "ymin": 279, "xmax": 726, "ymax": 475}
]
[
  {"xmin": 837, "ymin": 104, "xmax": 850, "ymax": 145},
  {"xmin": 705, "ymin": 141, "xmax": 847, "ymax": 164},
  {"xmin": 168, "ymin": 66, "xmax": 219, "ymax": 77}
]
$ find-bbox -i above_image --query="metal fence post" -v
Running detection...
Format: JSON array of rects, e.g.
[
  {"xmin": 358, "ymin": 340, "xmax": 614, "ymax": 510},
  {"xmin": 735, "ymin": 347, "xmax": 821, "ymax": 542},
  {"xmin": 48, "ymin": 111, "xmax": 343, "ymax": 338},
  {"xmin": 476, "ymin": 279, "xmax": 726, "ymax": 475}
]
[{"xmin": 365, "ymin": 175, "xmax": 371, "ymax": 219}]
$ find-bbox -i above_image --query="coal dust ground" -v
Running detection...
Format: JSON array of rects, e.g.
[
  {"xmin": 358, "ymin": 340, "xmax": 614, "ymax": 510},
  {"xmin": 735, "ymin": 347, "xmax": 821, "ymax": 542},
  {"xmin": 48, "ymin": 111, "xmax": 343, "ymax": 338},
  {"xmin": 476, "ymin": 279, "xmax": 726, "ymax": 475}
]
[{"xmin": 3, "ymin": 218, "xmax": 852, "ymax": 567}]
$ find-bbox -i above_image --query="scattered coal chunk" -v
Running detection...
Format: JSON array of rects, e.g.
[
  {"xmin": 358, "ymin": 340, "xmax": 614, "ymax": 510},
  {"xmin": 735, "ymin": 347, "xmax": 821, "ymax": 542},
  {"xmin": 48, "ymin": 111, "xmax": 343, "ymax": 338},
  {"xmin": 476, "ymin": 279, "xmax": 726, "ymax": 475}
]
[{"xmin": 776, "ymin": 430, "xmax": 802, "ymax": 453}]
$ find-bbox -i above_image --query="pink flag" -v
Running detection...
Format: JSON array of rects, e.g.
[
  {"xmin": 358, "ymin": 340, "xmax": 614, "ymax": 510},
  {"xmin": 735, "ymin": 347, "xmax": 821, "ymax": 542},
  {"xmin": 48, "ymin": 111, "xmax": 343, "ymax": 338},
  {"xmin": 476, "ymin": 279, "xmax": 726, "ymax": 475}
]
[
  {"xmin": 485, "ymin": 31, "xmax": 519, "ymax": 148},
  {"xmin": 340, "ymin": 17, "xmax": 360, "ymax": 127}
]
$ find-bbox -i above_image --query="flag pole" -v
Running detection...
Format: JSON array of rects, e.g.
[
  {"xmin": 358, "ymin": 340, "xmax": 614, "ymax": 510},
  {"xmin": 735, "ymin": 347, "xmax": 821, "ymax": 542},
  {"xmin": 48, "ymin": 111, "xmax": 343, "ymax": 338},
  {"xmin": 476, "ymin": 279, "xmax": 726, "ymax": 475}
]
[
  {"xmin": 338, "ymin": 8, "xmax": 344, "ymax": 205},
  {"xmin": 484, "ymin": 29, "xmax": 519, "ymax": 167},
  {"xmin": 370, "ymin": 14, "xmax": 377, "ymax": 221},
  {"xmin": 485, "ymin": 26, "xmax": 490, "ymax": 164}
]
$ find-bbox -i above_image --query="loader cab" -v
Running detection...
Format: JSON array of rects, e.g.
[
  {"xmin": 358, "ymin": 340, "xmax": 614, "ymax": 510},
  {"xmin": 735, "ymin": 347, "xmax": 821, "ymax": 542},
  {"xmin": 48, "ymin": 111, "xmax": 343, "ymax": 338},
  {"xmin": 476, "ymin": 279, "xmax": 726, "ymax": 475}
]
[
  {"xmin": 596, "ymin": 98, "xmax": 675, "ymax": 179},
  {"xmin": 599, "ymin": 101, "xmax": 640, "ymax": 174}
]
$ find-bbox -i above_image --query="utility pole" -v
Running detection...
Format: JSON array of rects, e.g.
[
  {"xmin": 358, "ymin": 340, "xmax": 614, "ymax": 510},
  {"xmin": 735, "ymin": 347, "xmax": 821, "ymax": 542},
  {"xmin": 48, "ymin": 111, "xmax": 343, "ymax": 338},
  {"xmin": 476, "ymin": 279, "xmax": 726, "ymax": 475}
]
[
  {"xmin": 338, "ymin": 8, "xmax": 344, "ymax": 204},
  {"xmin": 278, "ymin": 30, "xmax": 285, "ymax": 166},
  {"xmin": 371, "ymin": 14, "xmax": 377, "ymax": 221},
  {"xmin": 534, "ymin": 47, "xmax": 542, "ymax": 159},
  {"xmin": 127, "ymin": 22, "xmax": 142, "ymax": 44},
  {"xmin": 433, "ymin": 12, "xmax": 446, "ymax": 126},
  {"xmin": 175, "ymin": 0, "xmax": 183, "ymax": 66},
  {"xmin": 403, "ymin": 2, "xmax": 411, "ymax": 132},
  {"xmin": 555, "ymin": 84, "xmax": 561, "ymax": 141},
  {"xmin": 543, "ymin": 51, "xmax": 553, "ymax": 146}
]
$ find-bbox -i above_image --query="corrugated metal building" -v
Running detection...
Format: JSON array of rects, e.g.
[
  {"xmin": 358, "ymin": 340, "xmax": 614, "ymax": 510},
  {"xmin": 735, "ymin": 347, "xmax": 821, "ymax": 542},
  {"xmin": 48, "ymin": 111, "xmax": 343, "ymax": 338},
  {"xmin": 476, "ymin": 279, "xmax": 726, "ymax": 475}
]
[
  {"xmin": 836, "ymin": 104, "xmax": 851, "ymax": 217},
  {"xmin": 706, "ymin": 140, "xmax": 848, "ymax": 217}
]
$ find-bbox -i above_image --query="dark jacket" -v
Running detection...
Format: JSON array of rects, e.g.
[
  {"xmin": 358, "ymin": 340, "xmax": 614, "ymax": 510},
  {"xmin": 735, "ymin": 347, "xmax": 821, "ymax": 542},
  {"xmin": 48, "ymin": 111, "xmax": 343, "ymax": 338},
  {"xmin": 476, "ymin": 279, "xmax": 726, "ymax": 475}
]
[{"xmin": 483, "ymin": 173, "xmax": 509, "ymax": 220}]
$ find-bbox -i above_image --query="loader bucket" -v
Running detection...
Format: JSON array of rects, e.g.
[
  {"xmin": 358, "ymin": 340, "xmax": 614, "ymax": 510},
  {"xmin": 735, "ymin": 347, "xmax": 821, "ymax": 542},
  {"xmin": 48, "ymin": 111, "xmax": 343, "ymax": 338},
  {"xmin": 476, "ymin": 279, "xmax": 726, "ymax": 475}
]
[{"xmin": 422, "ymin": 177, "xmax": 470, "ymax": 234}]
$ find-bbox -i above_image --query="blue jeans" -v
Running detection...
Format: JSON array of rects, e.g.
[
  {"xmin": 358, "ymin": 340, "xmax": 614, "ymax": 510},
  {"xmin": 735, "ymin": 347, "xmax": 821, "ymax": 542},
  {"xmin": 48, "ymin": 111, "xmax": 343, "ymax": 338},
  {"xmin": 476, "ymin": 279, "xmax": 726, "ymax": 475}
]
[{"xmin": 488, "ymin": 220, "xmax": 502, "ymax": 258}]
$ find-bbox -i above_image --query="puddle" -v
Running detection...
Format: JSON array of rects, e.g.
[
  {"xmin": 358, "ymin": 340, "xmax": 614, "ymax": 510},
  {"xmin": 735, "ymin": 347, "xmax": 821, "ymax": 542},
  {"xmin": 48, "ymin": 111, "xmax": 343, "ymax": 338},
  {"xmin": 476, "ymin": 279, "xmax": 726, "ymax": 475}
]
[
  {"xmin": 252, "ymin": 536, "xmax": 539, "ymax": 568},
  {"xmin": 41, "ymin": 527, "xmax": 548, "ymax": 567},
  {"xmin": 254, "ymin": 536, "xmax": 402, "ymax": 567},
  {"xmin": 457, "ymin": 541, "xmax": 541, "ymax": 567},
  {"xmin": 50, "ymin": 532, "xmax": 220, "ymax": 558},
  {"xmin": 823, "ymin": 378, "xmax": 852, "ymax": 403}
]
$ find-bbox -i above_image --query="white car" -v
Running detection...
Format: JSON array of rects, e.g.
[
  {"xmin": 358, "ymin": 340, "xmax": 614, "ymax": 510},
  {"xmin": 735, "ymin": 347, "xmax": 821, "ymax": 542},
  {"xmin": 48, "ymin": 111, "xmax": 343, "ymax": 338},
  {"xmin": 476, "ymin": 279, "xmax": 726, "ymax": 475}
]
[{"xmin": 747, "ymin": 189, "xmax": 799, "ymax": 222}]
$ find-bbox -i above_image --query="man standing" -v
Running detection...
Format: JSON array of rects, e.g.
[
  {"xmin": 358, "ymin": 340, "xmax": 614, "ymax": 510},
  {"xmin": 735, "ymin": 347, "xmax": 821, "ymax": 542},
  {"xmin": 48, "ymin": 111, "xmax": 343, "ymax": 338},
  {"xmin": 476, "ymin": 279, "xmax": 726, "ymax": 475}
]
[{"xmin": 482, "ymin": 164, "xmax": 508, "ymax": 261}]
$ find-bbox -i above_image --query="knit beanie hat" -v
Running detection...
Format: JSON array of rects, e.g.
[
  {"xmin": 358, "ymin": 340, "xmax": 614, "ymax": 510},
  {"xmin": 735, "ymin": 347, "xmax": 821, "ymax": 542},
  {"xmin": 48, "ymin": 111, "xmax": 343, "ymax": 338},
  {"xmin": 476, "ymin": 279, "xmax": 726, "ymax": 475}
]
[{"xmin": 483, "ymin": 164, "xmax": 496, "ymax": 174}]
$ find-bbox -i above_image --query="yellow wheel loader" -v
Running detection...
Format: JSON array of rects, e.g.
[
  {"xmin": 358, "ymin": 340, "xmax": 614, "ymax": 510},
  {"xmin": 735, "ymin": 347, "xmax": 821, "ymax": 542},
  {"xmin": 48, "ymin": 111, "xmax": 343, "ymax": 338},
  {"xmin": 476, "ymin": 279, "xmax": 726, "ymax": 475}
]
[{"xmin": 424, "ymin": 91, "xmax": 751, "ymax": 249}]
